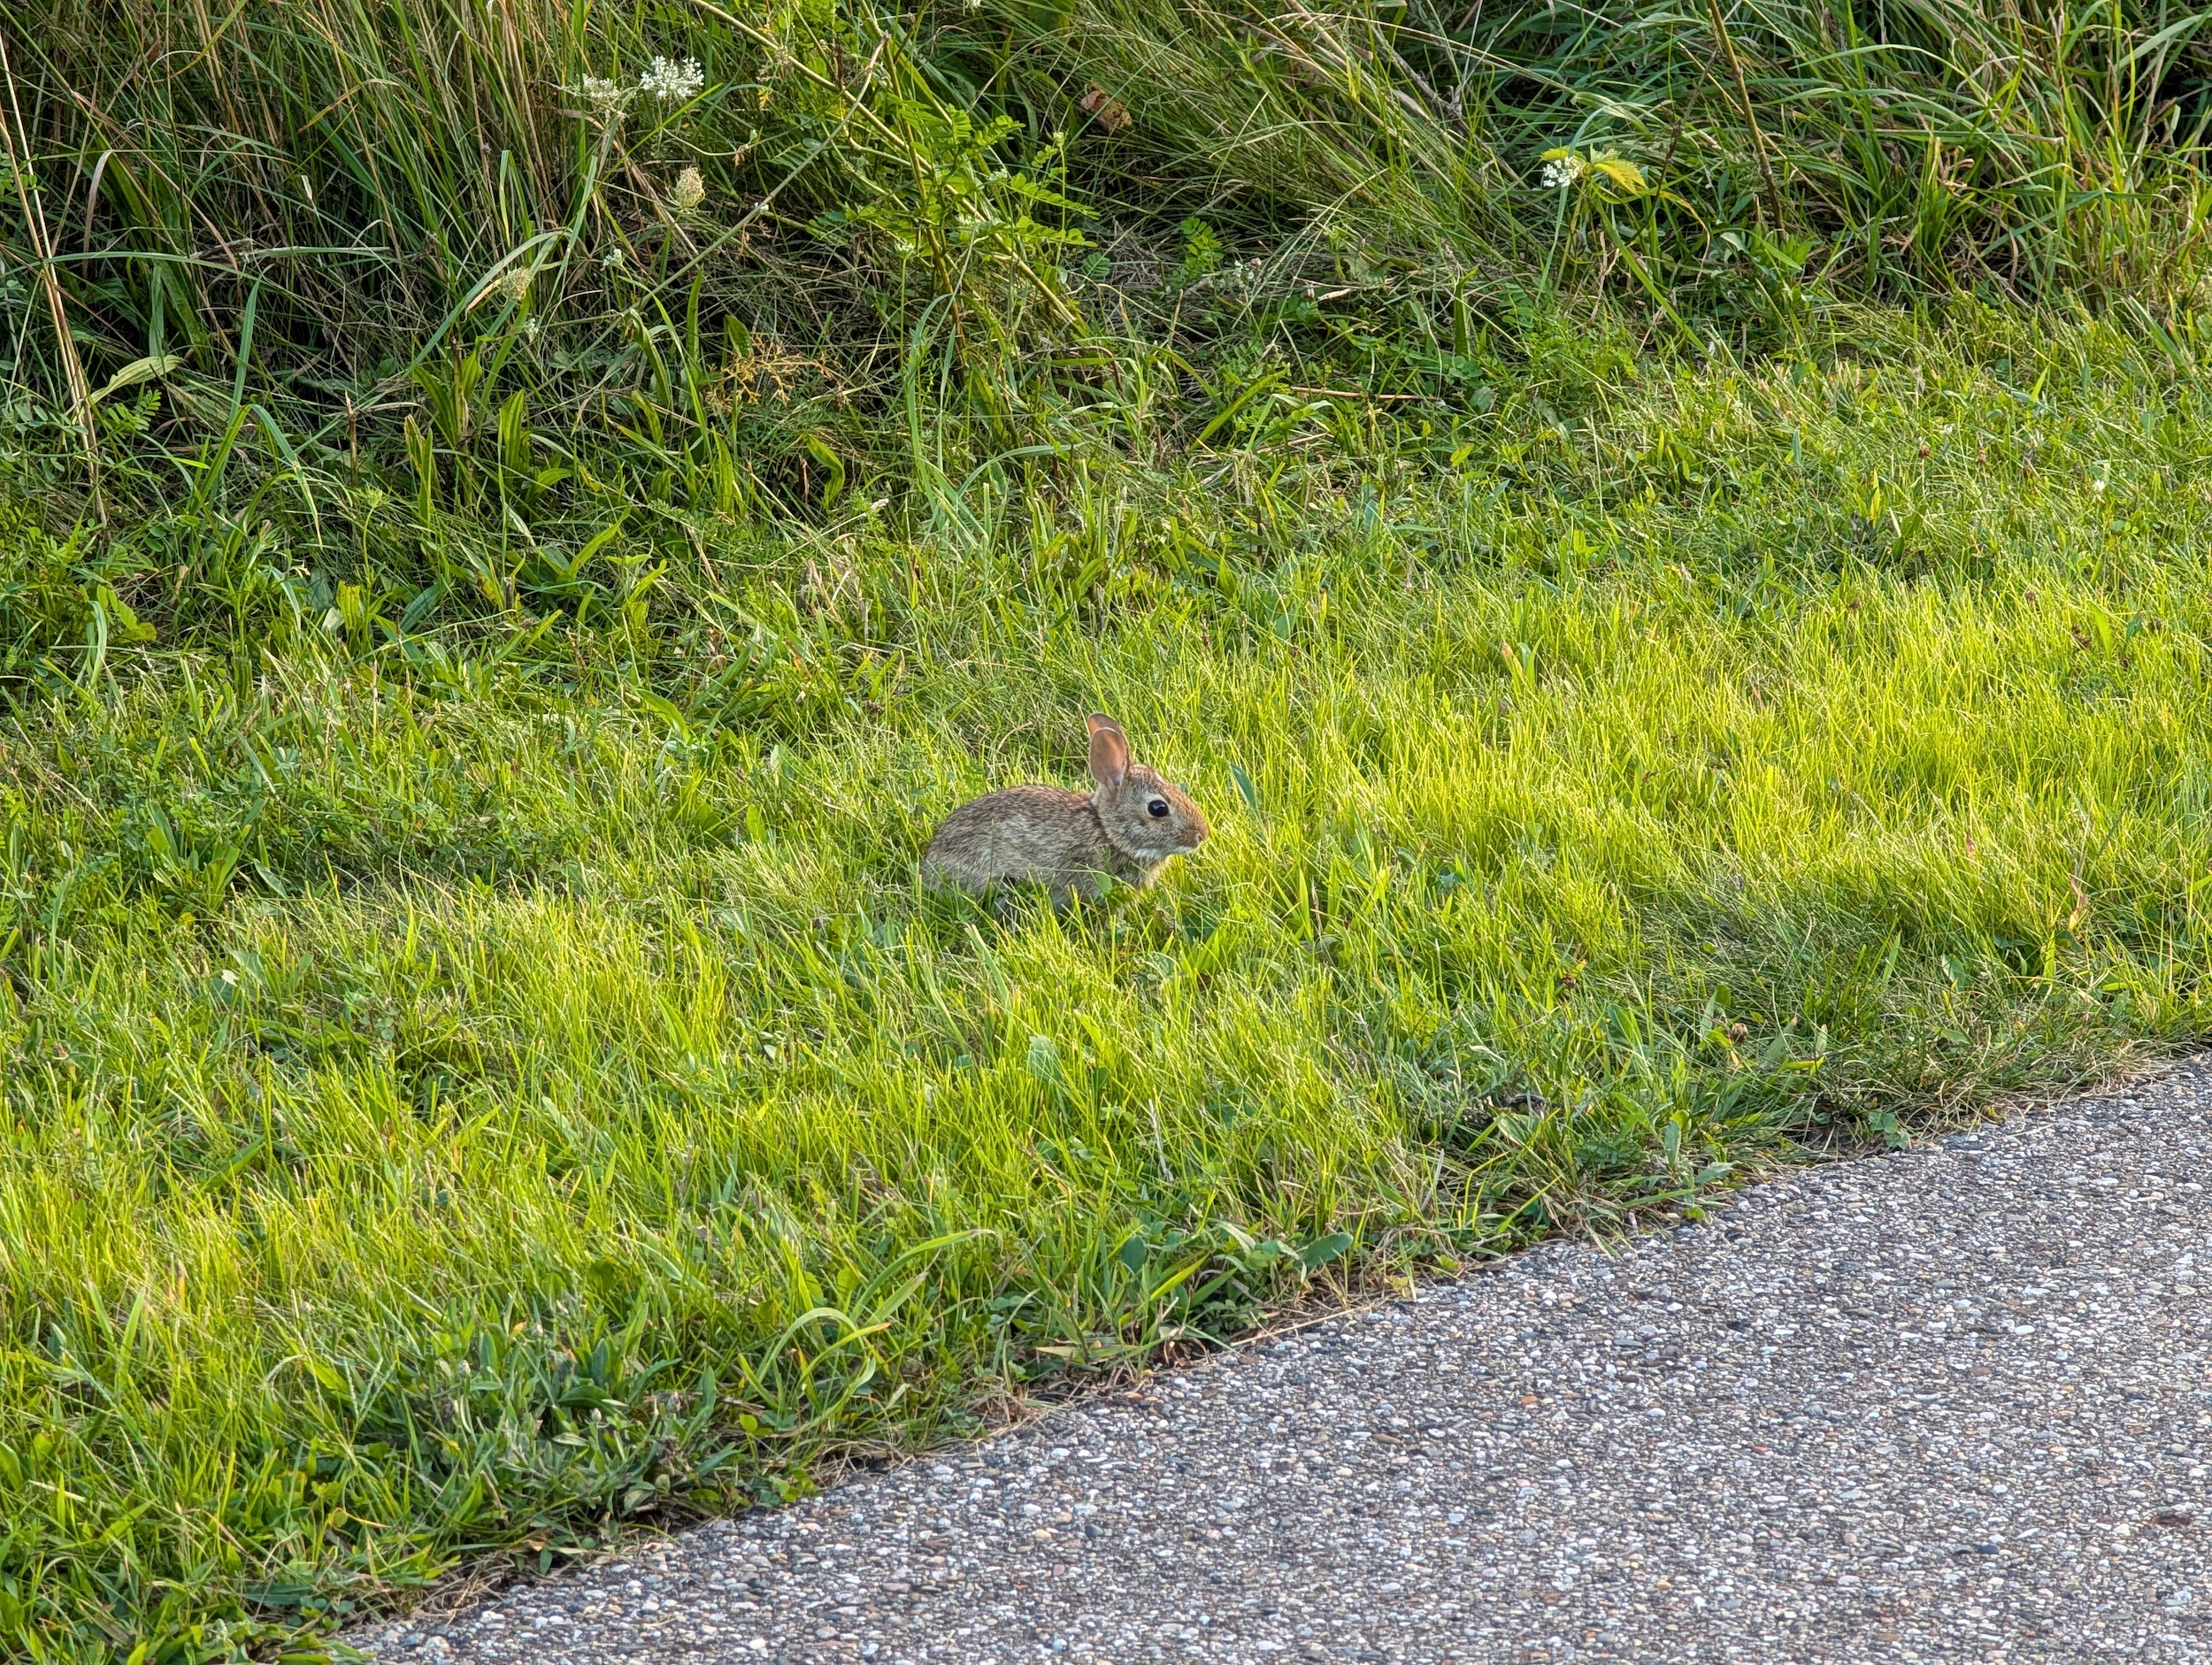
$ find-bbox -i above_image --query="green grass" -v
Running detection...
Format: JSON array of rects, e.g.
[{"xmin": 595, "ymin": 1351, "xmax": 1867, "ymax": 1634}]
[
  {"xmin": 4, "ymin": 295, "xmax": 2212, "ymax": 1658},
  {"xmin": 4, "ymin": 0, "xmax": 2212, "ymax": 1654},
  {"xmin": 5, "ymin": 0, "xmax": 2210, "ymax": 546}
]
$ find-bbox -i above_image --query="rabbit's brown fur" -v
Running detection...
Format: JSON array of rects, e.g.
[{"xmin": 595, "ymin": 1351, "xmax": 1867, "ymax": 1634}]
[{"xmin": 922, "ymin": 715, "xmax": 1209, "ymax": 904}]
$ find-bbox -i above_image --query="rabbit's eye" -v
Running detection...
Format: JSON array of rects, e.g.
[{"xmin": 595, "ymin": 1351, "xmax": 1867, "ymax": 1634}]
[{"xmin": 1147, "ymin": 798, "xmax": 1171, "ymax": 818}]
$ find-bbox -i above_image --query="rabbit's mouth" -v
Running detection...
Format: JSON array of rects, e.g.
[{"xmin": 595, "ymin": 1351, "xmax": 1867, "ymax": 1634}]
[
  {"xmin": 1147, "ymin": 835, "xmax": 1205, "ymax": 859},
  {"xmin": 1122, "ymin": 841, "xmax": 1183, "ymax": 863}
]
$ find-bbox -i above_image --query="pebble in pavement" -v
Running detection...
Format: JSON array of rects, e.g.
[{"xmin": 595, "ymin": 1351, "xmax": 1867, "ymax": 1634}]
[{"xmin": 349, "ymin": 1063, "xmax": 2212, "ymax": 1662}]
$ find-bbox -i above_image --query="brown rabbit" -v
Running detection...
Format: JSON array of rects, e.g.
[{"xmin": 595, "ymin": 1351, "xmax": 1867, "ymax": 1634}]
[{"xmin": 922, "ymin": 714, "xmax": 1210, "ymax": 904}]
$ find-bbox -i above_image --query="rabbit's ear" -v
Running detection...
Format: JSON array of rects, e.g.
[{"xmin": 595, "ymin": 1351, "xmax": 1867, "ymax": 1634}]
[{"xmin": 1087, "ymin": 714, "xmax": 1129, "ymax": 787}]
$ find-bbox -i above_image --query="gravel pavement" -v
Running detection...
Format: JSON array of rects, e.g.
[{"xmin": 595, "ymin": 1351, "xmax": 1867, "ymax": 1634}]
[{"xmin": 352, "ymin": 1063, "xmax": 2212, "ymax": 1662}]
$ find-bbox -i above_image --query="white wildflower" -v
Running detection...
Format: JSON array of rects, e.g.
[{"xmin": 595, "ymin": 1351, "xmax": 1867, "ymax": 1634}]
[
  {"xmin": 1539, "ymin": 149, "xmax": 1587, "ymax": 190},
  {"xmin": 672, "ymin": 165, "xmax": 706, "ymax": 215},
  {"xmin": 641, "ymin": 56, "xmax": 705, "ymax": 104},
  {"xmin": 571, "ymin": 75, "xmax": 626, "ymax": 115},
  {"xmin": 603, "ymin": 248, "xmax": 625, "ymax": 270}
]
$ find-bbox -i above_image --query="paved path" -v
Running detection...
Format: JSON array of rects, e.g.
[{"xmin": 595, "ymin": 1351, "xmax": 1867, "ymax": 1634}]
[{"xmin": 355, "ymin": 1063, "xmax": 2212, "ymax": 1662}]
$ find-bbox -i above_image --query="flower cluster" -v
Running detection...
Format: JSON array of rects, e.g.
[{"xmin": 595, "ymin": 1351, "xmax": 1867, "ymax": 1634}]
[
  {"xmin": 641, "ymin": 56, "xmax": 705, "ymax": 104},
  {"xmin": 1539, "ymin": 149, "xmax": 1588, "ymax": 190},
  {"xmin": 570, "ymin": 55, "xmax": 706, "ymax": 119},
  {"xmin": 571, "ymin": 75, "xmax": 624, "ymax": 114},
  {"xmin": 672, "ymin": 165, "xmax": 706, "ymax": 215}
]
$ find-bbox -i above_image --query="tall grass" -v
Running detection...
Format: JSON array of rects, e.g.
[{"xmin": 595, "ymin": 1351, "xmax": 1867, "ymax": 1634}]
[
  {"xmin": 1010, "ymin": 0, "xmax": 2212, "ymax": 291},
  {"xmin": 2, "ymin": 0, "xmax": 2208, "ymax": 531}
]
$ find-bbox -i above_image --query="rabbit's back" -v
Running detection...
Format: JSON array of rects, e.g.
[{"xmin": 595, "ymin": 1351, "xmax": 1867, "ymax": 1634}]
[{"xmin": 921, "ymin": 786, "xmax": 1111, "ymax": 893}]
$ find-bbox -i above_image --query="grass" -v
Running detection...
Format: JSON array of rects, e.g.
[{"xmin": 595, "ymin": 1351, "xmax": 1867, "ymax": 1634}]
[
  {"xmin": 4, "ymin": 0, "xmax": 2212, "ymax": 1655},
  {"xmin": 5, "ymin": 0, "xmax": 2211, "ymax": 536},
  {"xmin": 3, "ymin": 295, "xmax": 2212, "ymax": 1658}
]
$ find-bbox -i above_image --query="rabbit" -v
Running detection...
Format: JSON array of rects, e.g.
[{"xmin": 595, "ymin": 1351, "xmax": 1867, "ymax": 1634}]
[{"xmin": 922, "ymin": 713, "xmax": 1210, "ymax": 905}]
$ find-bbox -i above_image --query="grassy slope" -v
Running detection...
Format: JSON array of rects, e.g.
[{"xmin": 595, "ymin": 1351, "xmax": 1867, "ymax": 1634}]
[{"xmin": 3, "ymin": 297, "xmax": 2210, "ymax": 1655}]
